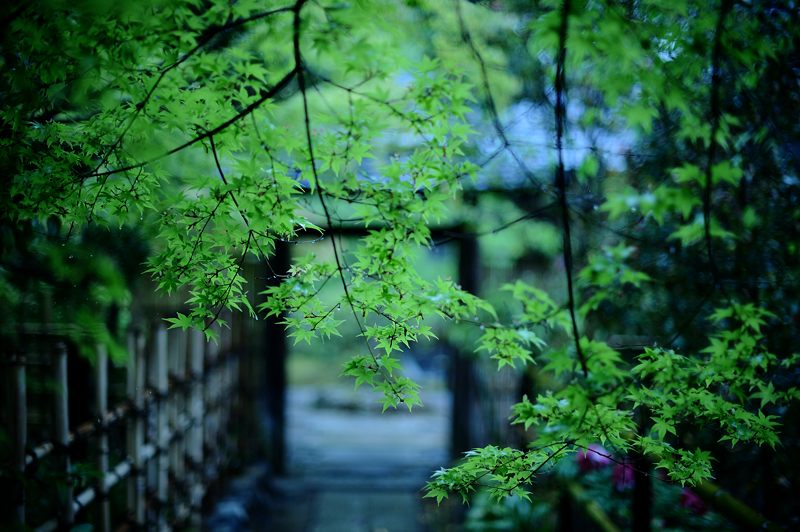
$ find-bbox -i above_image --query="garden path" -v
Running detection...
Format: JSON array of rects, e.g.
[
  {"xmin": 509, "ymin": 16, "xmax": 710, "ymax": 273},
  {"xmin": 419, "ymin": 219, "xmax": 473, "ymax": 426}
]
[
  {"xmin": 264, "ymin": 385, "xmax": 451, "ymax": 531},
  {"xmin": 272, "ymin": 388, "xmax": 449, "ymax": 532}
]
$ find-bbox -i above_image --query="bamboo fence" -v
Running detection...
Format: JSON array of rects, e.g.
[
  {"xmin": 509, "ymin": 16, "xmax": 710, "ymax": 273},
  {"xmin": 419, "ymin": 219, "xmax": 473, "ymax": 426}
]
[{"xmin": 8, "ymin": 313, "xmax": 241, "ymax": 531}]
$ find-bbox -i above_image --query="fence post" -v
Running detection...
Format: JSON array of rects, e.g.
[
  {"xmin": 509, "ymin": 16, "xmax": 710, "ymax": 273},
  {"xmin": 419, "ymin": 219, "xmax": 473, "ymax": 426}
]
[
  {"xmin": 54, "ymin": 341, "xmax": 74, "ymax": 527},
  {"xmin": 12, "ymin": 352, "xmax": 27, "ymax": 526},
  {"xmin": 127, "ymin": 329, "xmax": 146, "ymax": 527},
  {"xmin": 187, "ymin": 328, "xmax": 205, "ymax": 526},
  {"xmin": 95, "ymin": 343, "xmax": 111, "ymax": 532}
]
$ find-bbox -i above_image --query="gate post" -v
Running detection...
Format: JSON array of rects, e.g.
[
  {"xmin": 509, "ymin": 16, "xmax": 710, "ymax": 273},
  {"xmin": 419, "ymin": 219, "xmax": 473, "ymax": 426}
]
[
  {"xmin": 263, "ymin": 240, "xmax": 290, "ymax": 474},
  {"xmin": 452, "ymin": 223, "xmax": 479, "ymax": 457}
]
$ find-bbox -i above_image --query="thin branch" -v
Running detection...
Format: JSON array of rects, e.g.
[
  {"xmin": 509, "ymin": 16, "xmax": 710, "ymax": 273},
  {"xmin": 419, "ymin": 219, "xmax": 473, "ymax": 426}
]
[
  {"xmin": 83, "ymin": 67, "xmax": 297, "ymax": 180},
  {"xmin": 454, "ymin": 0, "xmax": 549, "ymax": 196},
  {"xmin": 309, "ymin": 302, "xmax": 341, "ymax": 331},
  {"xmin": 553, "ymin": 0, "xmax": 588, "ymax": 378},
  {"xmin": 208, "ymin": 134, "xmax": 249, "ymax": 226},
  {"xmin": 457, "ymin": 440, "xmax": 572, "ymax": 492},
  {"xmin": 285, "ymin": 271, "xmax": 337, "ymax": 314},
  {"xmin": 208, "ymin": 133, "xmax": 286, "ymax": 270},
  {"xmin": 498, "ymin": 442, "xmax": 571, "ymax": 494},
  {"xmin": 572, "ymin": 442, "xmax": 704, "ymax": 487},
  {"xmin": 317, "ymin": 75, "xmax": 434, "ymax": 138},
  {"xmin": 204, "ymin": 231, "xmax": 252, "ymax": 331},
  {"xmin": 176, "ymin": 194, "xmax": 227, "ymax": 277},
  {"xmin": 665, "ymin": 288, "xmax": 714, "ymax": 348},
  {"xmin": 83, "ymin": 5, "xmax": 294, "ymax": 219},
  {"xmin": 569, "ymin": 205, "xmax": 652, "ymax": 245},
  {"xmin": 291, "ymin": 0, "xmax": 402, "ymax": 399},
  {"xmin": 433, "ymin": 201, "xmax": 557, "ymax": 246},
  {"xmin": 703, "ymin": 0, "xmax": 733, "ymax": 292}
]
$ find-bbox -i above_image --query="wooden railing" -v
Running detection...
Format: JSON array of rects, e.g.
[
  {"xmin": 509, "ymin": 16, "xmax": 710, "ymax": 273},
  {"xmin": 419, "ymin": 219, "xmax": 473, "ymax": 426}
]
[{"xmin": 7, "ymin": 316, "xmax": 241, "ymax": 530}]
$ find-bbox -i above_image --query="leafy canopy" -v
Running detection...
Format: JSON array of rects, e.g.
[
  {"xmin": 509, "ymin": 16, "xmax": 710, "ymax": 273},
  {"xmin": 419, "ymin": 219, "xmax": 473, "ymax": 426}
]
[{"xmin": 2, "ymin": 0, "xmax": 798, "ymax": 510}]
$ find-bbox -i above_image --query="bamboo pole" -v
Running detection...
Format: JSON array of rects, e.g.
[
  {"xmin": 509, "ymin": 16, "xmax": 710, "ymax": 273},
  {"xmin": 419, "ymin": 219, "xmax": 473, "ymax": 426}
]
[
  {"xmin": 154, "ymin": 324, "xmax": 169, "ymax": 531},
  {"xmin": 13, "ymin": 352, "xmax": 27, "ymax": 526},
  {"xmin": 219, "ymin": 316, "xmax": 232, "ymax": 464},
  {"xmin": 125, "ymin": 331, "xmax": 135, "ymax": 520},
  {"xmin": 95, "ymin": 343, "xmax": 111, "ymax": 532},
  {"xmin": 225, "ymin": 355, "xmax": 234, "ymax": 461},
  {"xmin": 453, "ymin": 225, "xmax": 478, "ymax": 455},
  {"xmin": 228, "ymin": 341, "xmax": 239, "ymax": 465},
  {"xmin": 205, "ymin": 330, "xmax": 220, "ymax": 480},
  {"xmin": 167, "ymin": 328, "xmax": 178, "ymax": 516},
  {"xmin": 220, "ymin": 315, "xmax": 230, "ymax": 353},
  {"xmin": 146, "ymin": 327, "xmax": 159, "ymax": 526},
  {"xmin": 54, "ymin": 341, "xmax": 74, "ymax": 526},
  {"xmin": 565, "ymin": 480, "xmax": 621, "ymax": 532},
  {"xmin": 187, "ymin": 328, "xmax": 205, "ymax": 526},
  {"xmin": 226, "ymin": 312, "xmax": 235, "ymax": 458},
  {"xmin": 127, "ymin": 329, "xmax": 146, "ymax": 526},
  {"xmin": 694, "ymin": 480, "xmax": 783, "ymax": 531},
  {"xmin": 261, "ymin": 244, "xmax": 290, "ymax": 472},
  {"xmin": 168, "ymin": 328, "xmax": 188, "ymax": 522},
  {"xmin": 37, "ymin": 444, "xmax": 158, "ymax": 532}
]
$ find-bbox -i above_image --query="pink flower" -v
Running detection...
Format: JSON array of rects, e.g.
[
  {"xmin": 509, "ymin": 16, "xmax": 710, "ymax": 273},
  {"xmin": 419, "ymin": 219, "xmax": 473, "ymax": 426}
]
[
  {"xmin": 612, "ymin": 462, "xmax": 635, "ymax": 491},
  {"xmin": 576, "ymin": 444, "xmax": 612, "ymax": 473},
  {"xmin": 680, "ymin": 488, "xmax": 708, "ymax": 515}
]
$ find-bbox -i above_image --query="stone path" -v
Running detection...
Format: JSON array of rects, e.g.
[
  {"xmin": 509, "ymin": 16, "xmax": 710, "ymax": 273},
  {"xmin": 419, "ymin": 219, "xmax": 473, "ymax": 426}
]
[{"xmin": 266, "ymin": 385, "xmax": 451, "ymax": 532}]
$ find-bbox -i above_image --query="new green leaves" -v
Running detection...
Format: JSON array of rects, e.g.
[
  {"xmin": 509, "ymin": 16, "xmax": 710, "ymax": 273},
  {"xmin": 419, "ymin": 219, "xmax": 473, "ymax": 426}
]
[{"xmin": 425, "ymin": 444, "xmax": 570, "ymax": 505}]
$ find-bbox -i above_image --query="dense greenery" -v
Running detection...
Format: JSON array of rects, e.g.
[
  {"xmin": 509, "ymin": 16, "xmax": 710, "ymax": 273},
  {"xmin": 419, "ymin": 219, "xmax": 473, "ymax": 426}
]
[{"xmin": 2, "ymin": 0, "xmax": 799, "ymax": 527}]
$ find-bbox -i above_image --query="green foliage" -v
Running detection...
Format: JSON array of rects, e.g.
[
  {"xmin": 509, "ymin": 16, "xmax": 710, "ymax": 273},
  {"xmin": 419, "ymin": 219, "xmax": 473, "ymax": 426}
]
[
  {"xmin": 432, "ymin": 302, "xmax": 790, "ymax": 501},
  {"xmin": 426, "ymin": 444, "xmax": 570, "ymax": 505},
  {"xmin": 422, "ymin": 0, "xmax": 799, "ymax": 515},
  {"xmin": 630, "ymin": 304, "xmax": 789, "ymax": 451},
  {"xmin": 2, "ymin": 0, "xmax": 799, "ymax": 526},
  {"xmin": 578, "ymin": 244, "xmax": 651, "ymax": 315}
]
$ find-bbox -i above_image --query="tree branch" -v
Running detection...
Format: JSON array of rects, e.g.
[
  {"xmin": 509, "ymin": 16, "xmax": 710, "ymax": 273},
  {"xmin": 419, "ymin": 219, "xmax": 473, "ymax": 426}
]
[
  {"xmin": 82, "ymin": 5, "xmax": 295, "ymax": 220},
  {"xmin": 553, "ymin": 0, "xmax": 588, "ymax": 378},
  {"xmin": 703, "ymin": 0, "xmax": 733, "ymax": 292},
  {"xmin": 454, "ymin": 0, "xmax": 549, "ymax": 195},
  {"xmin": 291, "ymin": 0, "xmax": 403, "ymax": 400},
  {"xmin": 83, "ymin": 67, "xmax": 297, "ymax": 180}
]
